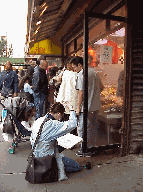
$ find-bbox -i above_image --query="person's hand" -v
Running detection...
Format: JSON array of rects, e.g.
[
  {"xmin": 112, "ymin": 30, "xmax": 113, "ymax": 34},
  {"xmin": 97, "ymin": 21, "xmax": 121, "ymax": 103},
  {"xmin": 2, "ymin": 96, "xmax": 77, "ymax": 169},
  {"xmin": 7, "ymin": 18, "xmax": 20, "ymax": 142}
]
[
  {"xmin": 61, "ymin": 101, "xmax": 73, "ymax": 111},
  {"xmin": 76, "ymin": 109, "xmax": 80, "ymax": 116}
]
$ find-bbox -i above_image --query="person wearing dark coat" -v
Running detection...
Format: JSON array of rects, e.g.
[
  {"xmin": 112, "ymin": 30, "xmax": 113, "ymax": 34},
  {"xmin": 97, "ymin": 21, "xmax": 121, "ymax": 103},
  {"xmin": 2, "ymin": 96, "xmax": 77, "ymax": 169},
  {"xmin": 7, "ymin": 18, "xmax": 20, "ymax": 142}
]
[
  {"xmin": 0, "ymin": 61, "xmax": 18, "ymax": 98},
  {"xmin": 32, "ymin": 60, "xmax": 48, "ymax": 120}
]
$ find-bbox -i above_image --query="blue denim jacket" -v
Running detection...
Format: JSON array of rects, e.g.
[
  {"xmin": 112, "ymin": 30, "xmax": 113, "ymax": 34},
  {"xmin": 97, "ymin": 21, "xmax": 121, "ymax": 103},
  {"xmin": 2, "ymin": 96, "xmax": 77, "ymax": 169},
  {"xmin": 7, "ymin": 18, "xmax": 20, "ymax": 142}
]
[
  {"xmin": 30, "ymin": 111, "xmax": 77, "ymax": 157},
  {"xmin": 0, "ymin": 70, "xmax": 18, "ymax": 97}
]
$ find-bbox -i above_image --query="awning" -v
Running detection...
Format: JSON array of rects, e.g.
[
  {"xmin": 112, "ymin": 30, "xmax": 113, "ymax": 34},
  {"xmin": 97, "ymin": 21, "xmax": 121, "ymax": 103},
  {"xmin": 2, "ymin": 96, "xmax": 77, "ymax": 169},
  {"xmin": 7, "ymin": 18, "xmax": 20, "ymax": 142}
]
[
  {"xmin": 28, "ymin": 0, "xmax": 74, "ymax": 48},
  {"xmin": 29, "ymin": 38, "xmax": 62, "ymax": 55},
  {"xmin": 27, "ymin": 0, "xmax": 100, "ymax": 48}
]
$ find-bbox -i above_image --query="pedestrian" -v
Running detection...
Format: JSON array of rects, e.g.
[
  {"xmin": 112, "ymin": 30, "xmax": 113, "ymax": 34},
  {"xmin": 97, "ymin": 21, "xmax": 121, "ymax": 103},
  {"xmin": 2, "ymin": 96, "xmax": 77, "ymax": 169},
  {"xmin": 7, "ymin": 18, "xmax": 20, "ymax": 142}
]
[
  {"xmin": 56, "ymin": 56, "xmax": 78, "ymax": 119},
  {"xmin": 51, "ymin": 65, "xmax": 66, "ymax": 95},
  {"xmin": 26, "ymin": 64, "xmax": 35, "ymax": 86},
  {"xmin": 32, "ymin": 59, "xmax": 49, "ymax": 120},
  {"xmin": 70, "ymin": 56, "xmax": 101, "ymax": 156},
  {"xmin": 30, "ymin": 102, "xmax": 80, "ymax": 182},
  {"xmin": 18, "ymin": 75, "xmax": 35, "ymax": 104},
  {"xmin": 47, "ymin": 67, "xmax": 58, "ymax": 110},
  {"xmin": 0, "ymin": 61, "xmax": 19, "ymax": 127},
  {"xmin": 18, "ymin": 69, "xmax": 25, "ymax": 81},
  {"xmin": 21, "ymin": 104, "xmax": 35, "ymax": 132},
  {"xmin": 0, "ymin": 61, "xmax": 18, "ymax": 98}
]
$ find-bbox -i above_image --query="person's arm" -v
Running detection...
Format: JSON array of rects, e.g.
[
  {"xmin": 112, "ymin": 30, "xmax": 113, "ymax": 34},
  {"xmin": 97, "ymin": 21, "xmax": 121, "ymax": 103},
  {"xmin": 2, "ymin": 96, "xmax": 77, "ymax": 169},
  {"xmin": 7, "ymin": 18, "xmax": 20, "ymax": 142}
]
[
  {"xmin": 56, "ymin": 110, "xmax": 77, "ymax": 135},
  {"xmin": 41, "ymin": 103, "xmax": 77, "ymax": 141},
  {"xmin": 75, "ymin": 71, "xmax": 83, "ymax": 115},
  {"xmin": 76, "ymin": 90, "xmax": 83, "ymax": 115}
]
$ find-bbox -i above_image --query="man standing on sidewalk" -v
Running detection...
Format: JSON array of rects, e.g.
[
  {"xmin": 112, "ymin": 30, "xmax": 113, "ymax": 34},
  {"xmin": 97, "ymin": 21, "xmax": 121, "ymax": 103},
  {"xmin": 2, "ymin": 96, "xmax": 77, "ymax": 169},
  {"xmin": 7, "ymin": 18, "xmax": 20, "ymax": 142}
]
[
  {"xmin": 32, "ymin": 59, "xmax": 48, "ymax": 120},
  {"xmin": 0, "ymin": 61, "xmax": 18, "ymax": 98},
  {"xmin": 0, "ymin": 61, "xmax": 19, "ymax": 124},
  {"xmin": 70, "ymin": 56, "xmax": 101, "ymax": 156}
]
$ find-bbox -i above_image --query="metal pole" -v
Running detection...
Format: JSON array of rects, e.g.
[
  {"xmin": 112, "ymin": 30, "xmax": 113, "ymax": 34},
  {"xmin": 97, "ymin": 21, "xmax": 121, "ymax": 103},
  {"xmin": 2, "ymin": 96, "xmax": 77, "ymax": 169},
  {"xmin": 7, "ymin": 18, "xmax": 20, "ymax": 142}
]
[{"xmin": 82, "ymin": 12, "xmax": 88, "ymax": 154}]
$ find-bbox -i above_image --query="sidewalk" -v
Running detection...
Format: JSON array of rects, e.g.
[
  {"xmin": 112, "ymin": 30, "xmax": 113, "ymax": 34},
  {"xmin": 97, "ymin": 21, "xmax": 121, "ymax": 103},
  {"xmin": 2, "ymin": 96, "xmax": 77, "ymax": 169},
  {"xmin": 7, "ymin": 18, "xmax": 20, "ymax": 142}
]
[{"xmin": 0, "ymin": 129, "xmax": 143, "ymax": 192}]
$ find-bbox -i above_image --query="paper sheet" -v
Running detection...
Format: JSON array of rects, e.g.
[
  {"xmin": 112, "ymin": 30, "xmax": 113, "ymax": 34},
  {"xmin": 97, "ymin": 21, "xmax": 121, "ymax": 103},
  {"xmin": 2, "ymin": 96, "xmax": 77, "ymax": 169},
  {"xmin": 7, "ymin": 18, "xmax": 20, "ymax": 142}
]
[{"xmin": 57, "ymin": 133, "xmax": 83, "ymax": 149}]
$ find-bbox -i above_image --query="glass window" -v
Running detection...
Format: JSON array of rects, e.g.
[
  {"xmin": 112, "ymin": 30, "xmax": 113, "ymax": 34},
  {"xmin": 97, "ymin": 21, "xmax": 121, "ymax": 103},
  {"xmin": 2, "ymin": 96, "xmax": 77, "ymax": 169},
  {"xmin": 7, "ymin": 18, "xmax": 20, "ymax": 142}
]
[
  {"xmin": 46, "ymin": 57, "xmax": 62, "ymax": 70},
  {"xmin": 87, "ymin": 15, "xmax": 125, "ymax": 147},
  {"xmin": 89, "ymin": 25, "xmax": 125, "ymax": 111}
]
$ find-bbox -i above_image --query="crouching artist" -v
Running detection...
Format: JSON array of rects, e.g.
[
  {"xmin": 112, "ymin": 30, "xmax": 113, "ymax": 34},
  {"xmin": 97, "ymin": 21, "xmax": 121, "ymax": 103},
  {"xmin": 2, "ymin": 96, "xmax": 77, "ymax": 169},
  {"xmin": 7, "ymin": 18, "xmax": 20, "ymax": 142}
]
[{"xmin": 30, "ymin": 102, "xmax": 80, "ymax": 181}]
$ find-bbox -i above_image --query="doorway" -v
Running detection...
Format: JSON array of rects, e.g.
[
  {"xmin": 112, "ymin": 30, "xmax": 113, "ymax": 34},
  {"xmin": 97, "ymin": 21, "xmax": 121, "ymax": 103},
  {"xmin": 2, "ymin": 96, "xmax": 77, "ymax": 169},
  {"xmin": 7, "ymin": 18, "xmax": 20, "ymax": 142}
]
[{"xmin": 82, "ymin": 10, "xmax": 126, "ymax": 154}]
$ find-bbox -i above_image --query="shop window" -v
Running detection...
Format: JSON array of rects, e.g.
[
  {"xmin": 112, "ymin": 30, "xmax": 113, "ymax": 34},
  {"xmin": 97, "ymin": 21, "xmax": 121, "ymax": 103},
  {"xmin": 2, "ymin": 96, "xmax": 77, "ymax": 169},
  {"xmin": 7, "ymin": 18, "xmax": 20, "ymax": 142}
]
[
  {"xmin": 89, "ymin": 24, "xmax": 125, "ymax": 112},
  {"xmin": 46, "ymin": 57, "xmax": 62, "ymax": 72},
  {"xmin": 87, "ymin": 18, "xmax": 125, "ymax": 147}
]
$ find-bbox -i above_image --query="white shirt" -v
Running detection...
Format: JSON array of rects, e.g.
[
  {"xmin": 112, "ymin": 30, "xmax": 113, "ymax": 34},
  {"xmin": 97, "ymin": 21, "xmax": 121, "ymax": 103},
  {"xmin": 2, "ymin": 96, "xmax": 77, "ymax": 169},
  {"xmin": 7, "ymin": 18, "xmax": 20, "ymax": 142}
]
[
  {"xmin": 56, "ymin": 70, "xmax": 78, "ymax": 114},
  {"xmin": 76, "ymin": 68, "xmax": 101, "ymax": 112}
]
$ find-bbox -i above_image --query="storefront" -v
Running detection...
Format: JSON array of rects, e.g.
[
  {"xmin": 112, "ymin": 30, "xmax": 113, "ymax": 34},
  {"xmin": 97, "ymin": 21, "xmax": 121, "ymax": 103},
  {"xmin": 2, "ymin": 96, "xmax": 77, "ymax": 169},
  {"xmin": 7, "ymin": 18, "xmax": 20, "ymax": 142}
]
[
  {"xmin": 27, "ymin": 0, "xmax": 143, "ymax": 155},
  {"xmin": 62, "ymin": 4, "xmax": 126, "ymax": 154},
  {"xmin": 61, "ymin": 2, "xmax": 142, "ymax": 156}
]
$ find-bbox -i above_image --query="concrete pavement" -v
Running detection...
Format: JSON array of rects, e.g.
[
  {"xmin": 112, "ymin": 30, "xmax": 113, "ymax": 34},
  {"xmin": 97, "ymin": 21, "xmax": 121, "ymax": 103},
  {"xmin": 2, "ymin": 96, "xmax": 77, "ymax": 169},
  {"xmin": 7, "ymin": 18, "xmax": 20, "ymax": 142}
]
[{"xmin": 0, "ymin": 129, "xmax": 143, "ymax": 192}]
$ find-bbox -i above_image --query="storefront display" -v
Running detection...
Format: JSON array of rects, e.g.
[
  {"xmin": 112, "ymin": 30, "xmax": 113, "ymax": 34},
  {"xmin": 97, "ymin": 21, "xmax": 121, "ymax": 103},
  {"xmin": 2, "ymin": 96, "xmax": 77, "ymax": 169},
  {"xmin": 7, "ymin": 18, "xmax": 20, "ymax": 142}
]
[
  {"xmin": 69, "ymin": 9, "xmax": 126, "ymax": 148},
  {"xmin": 26, "ymin": 0, "xmax": 143, "ymax": 154}
]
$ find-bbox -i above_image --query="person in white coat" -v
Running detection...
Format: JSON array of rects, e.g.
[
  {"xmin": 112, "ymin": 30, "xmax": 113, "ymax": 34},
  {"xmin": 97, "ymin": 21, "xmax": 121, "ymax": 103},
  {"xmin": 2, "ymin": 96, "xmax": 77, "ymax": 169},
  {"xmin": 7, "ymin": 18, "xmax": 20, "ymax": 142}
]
[{"xmin": 56, "ymin": 57, "xmax": 78, "ymax": 116}]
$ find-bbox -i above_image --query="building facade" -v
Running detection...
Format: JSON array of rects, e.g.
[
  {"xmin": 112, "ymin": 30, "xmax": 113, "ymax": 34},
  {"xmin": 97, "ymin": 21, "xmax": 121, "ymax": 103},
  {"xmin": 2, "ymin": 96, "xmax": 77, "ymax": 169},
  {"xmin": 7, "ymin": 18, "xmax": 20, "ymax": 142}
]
[{"xmin": 26, "ymin": 0, "xmax": 143, "ymax": 155}]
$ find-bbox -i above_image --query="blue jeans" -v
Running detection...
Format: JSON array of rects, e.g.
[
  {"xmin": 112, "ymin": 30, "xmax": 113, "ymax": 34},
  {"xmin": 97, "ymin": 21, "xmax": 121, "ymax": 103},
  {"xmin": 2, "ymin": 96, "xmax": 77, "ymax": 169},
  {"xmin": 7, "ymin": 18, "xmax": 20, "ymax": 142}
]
[
  {"xmin": 77, "ymin": 113, "xmax": 83, "ymax": 138},
  {"xmin": 34, "ymin": 93, "xmax": 46, "ymax": 120}
]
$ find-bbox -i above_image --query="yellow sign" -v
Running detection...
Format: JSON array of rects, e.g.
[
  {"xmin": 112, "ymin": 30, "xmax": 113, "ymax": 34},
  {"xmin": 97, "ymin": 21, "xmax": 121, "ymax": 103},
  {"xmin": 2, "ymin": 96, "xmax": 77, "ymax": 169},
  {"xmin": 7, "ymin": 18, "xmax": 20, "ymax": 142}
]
[{"xmin": 29, "ymin": 39, "xmax": 61, "ymax": 55}]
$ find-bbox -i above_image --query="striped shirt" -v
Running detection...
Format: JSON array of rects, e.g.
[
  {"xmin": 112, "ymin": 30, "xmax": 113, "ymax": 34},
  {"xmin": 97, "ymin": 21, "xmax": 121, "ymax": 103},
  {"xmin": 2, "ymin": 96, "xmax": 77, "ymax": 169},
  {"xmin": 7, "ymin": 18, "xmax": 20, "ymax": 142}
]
[{"xmin": 30, "ymin": 111, "xmax": 77, "ymax": 157}]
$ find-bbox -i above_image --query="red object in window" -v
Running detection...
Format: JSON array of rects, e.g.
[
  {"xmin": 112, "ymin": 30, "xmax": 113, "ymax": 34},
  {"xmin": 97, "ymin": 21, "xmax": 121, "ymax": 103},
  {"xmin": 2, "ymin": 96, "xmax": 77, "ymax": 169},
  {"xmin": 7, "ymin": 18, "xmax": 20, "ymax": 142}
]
[
  {"xmin": 106, "ymin": 40, "xmax": 118, "ymax": 64},
  {"xmin": 88, "ymin": 47, "xmax": 96, "ymax": 66},
  {"xmin": 118, "ymin": 47, "xmax": 123, "ymax": 58}
]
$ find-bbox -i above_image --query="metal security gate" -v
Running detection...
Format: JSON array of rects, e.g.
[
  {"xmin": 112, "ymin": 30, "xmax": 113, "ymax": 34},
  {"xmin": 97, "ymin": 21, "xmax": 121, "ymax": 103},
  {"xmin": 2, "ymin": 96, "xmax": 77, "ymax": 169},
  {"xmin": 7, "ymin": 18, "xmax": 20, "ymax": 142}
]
[
  {"xmin": 122, "ymin": 0, "xmax": 143, "ymax": 155},
  {"xmin": 129, "ymin": 25, "xmax": 143, "ymax": 154}
]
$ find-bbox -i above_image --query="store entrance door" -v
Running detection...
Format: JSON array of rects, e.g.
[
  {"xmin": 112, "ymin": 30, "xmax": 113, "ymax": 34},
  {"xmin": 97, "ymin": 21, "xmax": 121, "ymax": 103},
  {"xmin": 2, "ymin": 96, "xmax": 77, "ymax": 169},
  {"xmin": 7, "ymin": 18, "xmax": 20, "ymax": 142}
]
[{"xmin": 82, "ymin": 11, "xmax": 126, "ymax": 153}]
